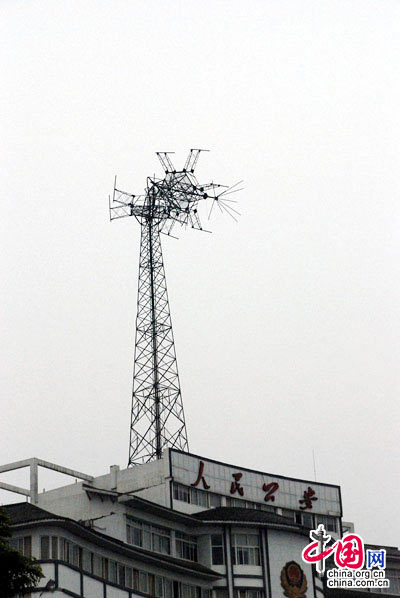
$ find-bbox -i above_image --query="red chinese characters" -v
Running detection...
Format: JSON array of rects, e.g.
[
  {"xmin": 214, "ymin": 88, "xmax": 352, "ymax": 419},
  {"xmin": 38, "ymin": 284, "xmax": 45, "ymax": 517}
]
[
  {"xmin": 230, "ymin": 472, "xmax": 244, "ymax": 496},
  {"xmin": 263, "ymin": 481, "xmax": 279, "ymax": 502},
  {"xmin": 191, "ymin": 461, "xmax": 210, "ymax": 489},
  {"xmin": 299, "ymin": 486, "xmax": 318, "ymax": 510},
  {"xmin": 188, "ymin": 461, "xmax": 336, "ymax": 522}
]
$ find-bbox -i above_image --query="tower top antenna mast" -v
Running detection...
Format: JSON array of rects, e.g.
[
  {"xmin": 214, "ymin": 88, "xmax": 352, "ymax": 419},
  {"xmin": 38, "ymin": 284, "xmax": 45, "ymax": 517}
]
[{"xmin": 109, "ymin": 150, "xmax": 241, "ymax": 466}]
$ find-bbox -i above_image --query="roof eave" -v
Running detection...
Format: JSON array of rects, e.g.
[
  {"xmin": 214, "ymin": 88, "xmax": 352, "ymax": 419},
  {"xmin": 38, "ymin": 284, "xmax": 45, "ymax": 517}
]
[{"xmin": 10, "ymin": 519, "xmax": 220, "ymax": 581}]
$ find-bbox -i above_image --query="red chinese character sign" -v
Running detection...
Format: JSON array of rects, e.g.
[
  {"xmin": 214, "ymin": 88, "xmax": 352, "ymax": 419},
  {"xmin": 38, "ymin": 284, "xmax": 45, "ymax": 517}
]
[
  {"xmin": 299, "ymin": 486, "xmax": 318, "ymax": 510},
  {"xmin": 191, "ymin": 461, "xmax": 210, "ymax": 489},
  {"xmin": 263, "ymin": 481, "xmax": 279, "ymax": 502},
  {"xmin": 230, "ymin": 473, "xmax": 244, "ymax": 496},
  {"xmin": 171, "ymin": 450, "xmax": 341, "ymax": 516}
]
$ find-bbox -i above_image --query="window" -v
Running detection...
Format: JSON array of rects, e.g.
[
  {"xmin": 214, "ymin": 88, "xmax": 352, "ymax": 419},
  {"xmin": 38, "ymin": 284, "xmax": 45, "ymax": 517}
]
[
  {"xmin": 117, "ymin": 564, "xmax": 125, "ymax": 586},
  {"xmin": 209, "ymin": 493, "xmax": 221, "ymax": 508},
  {"xmin": 59, "ymin": 539, "xmax": 64, "ymax": 560},
  {"xmin": 226, "ymin": 497, "xmax": 244, "ymax": 508},
  {"xmin": 174, "ymin": 483, "xmax": 190, "ymax": 502},
  {"xmin": 175, "ymin": 531, "xmax": 198, "ymax": 562},
  {"xmin": 82, "ymin": 549, "xmax": 92, "ymax": 573},
  {"xmin": 155, "ymin": 575, "xmax": 164, "ymax": 598},
  {"xmin": 315, "ymin": 515, "xmax": 337, "ymax": 533},
  {"xmin": 102, "ymin": 558, "xmax": 108, "ymax": 580},
  {"xmin": 40, "ymin": 536, "xmax": 50, "ymax": 559},
  {"xmin": 173, "ymin": 483, "xmax": 221, "ymax": 508},
  {"xmin": 282, "ymin": 509, "xmax": 295, "ymax": 521},
  {"xmin": 147, "ymin": 574, "xmax": 155, "ymax": 596},
  {"xmin": 9, "ymin": 536, "xmax": 31, "ymax": 557},
  {"xmin": 38, "ymin": 536, "xmax": 59, "ymax": 560},
  {"xmin": 127, "ymin": 523, "xmax": 142, "ymax": 546},
  {"xmin": 65, "ymin": 540, "xmax": 72, "ymax": 564},
  {"xmin": 301, "ymin": 512, "xmax": 314, "ymax": 528},
  {"xmin": 283, "ymin": 509, "xmax": 316, "ymax": 527},
  {"xmin": 225, "ymin": 497, "xmax": 273, "ymax": 511},
  {"xmin": 92, "ymin": 554, "xmax": 102, "ymax": 577},
  {"xmin": 260, "ymin": 504, "xmax": 274, "ymax": 512},
  {"xmin": 109, "ymin": 560, "xmax": 117, "ymax": 583},
  {"xmin": 211, "ymin": 534, "xmax": 224, "ymax": 565},
  {"xmin": 165, "ymin": 579, "xmax": 173, "ymax": 598},
  {"xmin": 182, "ymin": 585, "xmax": 198, "ymax": 598},
  {"xmin": 51, "ymin": 536, "xmax": 58, "ymax": 559},
  {"xmin": 125, "ymin": 567, "xmax": 133, "ymax": 589},
  {"xmin": 139, "ymin": 571, "xmax": 148, "ymax": 593},
  {"xmin": 60, "ymin": 538, "xmax": 79, "ymax": 565},
  {"xmin": 126, "ymin": 518, "xmax": 171, "ymax": 555},
  {"xmin": 125, "ymin": 567, "xmax": 140, "ymax": 590},
  {"xmin": 60, "ymin": 538, "xmax": 72, "ymax": 563},
  {"xmin": 72, "ymin": 544, "xmax": 80, "ymax": 567},
  {"xmin": 153, "ymin": 525, "xmax": 171, "ymax": 554},
  {"xmin": 132, "ymin": 569, "xmax": 140, "ymax": 591},
  {"xmin": 231, "ymin": 533, "xmax": 260, "ymax": 566},
  {"xmin": 190, "ymin": 487, "xmax": 208, "ymax": 508}
]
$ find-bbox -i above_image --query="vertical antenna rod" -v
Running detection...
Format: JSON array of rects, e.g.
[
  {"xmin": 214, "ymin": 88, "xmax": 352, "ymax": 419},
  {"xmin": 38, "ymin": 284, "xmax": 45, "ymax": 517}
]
[{"xmin": 109, "ymin": 150, "xmax": 241, "ymax": 465}]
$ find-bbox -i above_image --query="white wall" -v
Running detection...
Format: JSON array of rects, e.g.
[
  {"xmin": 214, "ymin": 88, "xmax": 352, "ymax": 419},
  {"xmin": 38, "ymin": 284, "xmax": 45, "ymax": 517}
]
[
  {"xmin": 83, "ymin": 576, "xmax": 104, "ymax": 597},
  {"xmin": 267, "ymin": 530, "xmax": 315, "ymax": 598},
  {"xmin": 59, "ymin": 563, "xmax": 81, "ymax": 594},
  {"xmin": 35, "ymin": 562, "xmax": 56, "ymax": 588}
]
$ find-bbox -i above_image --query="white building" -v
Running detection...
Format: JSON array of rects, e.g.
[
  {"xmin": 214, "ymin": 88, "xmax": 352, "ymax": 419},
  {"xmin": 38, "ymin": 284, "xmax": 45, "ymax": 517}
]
[{"xmin": 2, "ymin": 448, "xmax": 342, "ymax": 598}]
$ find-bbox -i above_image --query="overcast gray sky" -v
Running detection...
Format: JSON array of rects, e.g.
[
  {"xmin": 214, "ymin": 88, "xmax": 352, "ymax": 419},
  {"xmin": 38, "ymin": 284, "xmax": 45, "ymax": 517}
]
[{"xmin": 1, "ymin": 0, "xmax": 399, "ymax": 547}]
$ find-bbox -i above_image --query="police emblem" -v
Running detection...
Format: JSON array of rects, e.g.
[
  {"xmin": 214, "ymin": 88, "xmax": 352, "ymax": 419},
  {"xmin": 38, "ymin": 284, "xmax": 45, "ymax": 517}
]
[{"xmin": 280, "ymin": 561, "xmax": 308, "ymax": 598}]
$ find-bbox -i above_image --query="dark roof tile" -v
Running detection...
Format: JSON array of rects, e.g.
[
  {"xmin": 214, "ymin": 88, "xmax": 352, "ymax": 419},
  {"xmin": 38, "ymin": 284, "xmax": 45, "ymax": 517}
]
[
  {"xmin": 3, "ymin": 502, "xmax": 64, "ymax": 524},
  {"xmin": 194, "ymin": 506, "xmax": 299, "ymax": 526}
]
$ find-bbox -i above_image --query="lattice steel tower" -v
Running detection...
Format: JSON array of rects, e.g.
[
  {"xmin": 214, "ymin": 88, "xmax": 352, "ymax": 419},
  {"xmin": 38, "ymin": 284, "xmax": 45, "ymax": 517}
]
[{"xmin": 109, "ymin": 150, "xmax": 240, "ymax": 465}]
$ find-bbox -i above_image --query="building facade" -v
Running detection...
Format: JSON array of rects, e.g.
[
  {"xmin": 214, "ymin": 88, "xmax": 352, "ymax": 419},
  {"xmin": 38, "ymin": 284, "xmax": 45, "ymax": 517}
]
[{"xmin": 2, "ymin": 448, "xmax": 345, "ymax": 598}]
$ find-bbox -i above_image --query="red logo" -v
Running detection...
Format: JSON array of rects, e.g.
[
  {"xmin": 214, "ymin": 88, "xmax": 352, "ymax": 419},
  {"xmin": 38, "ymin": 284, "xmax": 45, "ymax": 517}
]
[{"xmin": 302, "ymin": 525, "xmax": 364, "ymax": 574}]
